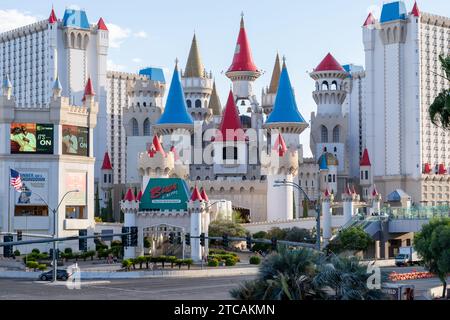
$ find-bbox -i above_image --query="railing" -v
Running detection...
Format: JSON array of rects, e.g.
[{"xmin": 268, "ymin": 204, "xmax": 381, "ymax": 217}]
[{"xmin": 380, "ymin": 206, "xmax": 450, "ymax": 220}]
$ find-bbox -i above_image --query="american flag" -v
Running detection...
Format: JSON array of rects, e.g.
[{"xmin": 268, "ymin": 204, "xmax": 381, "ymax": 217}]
[{"xmin": 10, "ymin": 169, "xmax": 23, "ymax": 192}]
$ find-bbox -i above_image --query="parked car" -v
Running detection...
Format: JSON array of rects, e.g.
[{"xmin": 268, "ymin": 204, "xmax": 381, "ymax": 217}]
[{"xmin": 39, "ymin": 269, "xmax": 69, "ymax": 281}]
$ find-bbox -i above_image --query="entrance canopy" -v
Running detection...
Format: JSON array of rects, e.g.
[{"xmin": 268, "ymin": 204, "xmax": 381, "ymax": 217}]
[{"xmin": 139, "ymin": 178, "xmax": 190, "ymax": 211}]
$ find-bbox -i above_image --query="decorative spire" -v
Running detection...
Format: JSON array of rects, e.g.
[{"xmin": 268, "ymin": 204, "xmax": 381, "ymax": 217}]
[
  {"xmin": 268, "ymin": 53, "xmax": 281, "ymax": 94},
  {"xmin": 123, "ymin": 188, "xmax": 135, "ymax": 202},
  {"xmin": 101, "ymin": 152, "xmax": 113, "ymax": 170},
  {"xmin": 363, "ymin": 12, "xmax": 375, "ymax": 27},
  {"xmin": 319, "ymin": 154, "xmax": 328, "ymax": 171},
  {"xmin": 411, "ymin": 1, "xmax": 420, "ymax": 17},
  {"xmin": 136, "ymin": 190, "xmax": 143, "ymax": 202},
  {"xmin": 227, "ymin": 14, "xmax": 259, "ymax": 73},
  {"xmin": 216, "ymin": 90, "xmax": 245, "ymax": 141},
  {"xmin": 183, "ymin": 34, "xmax": 205, "ymax": 78},
  {"xmin": 84, "ymin": 77, "xmax": 95, "ymax": 96},
  {"xmin": 372, "ymin": 185, "xmax": 379, "ymax": 197},
  {"xmin": 200, "ymin": 188, "xmax": 209, "ymax": 202},
  {"xmin": 360, "ymin": 148, "xmax": 372, "ymax": 166},
  {"xmin": 150, "ymin": 135, "xmax": 166, "ymax": 157},
  {"xmin": 49, "ymin": 6, "xmax": 57, "ymax": 24},
  {"xmin": 273, "ymin": 133, "xmax": 287, "ymax": 157},
  {"xmin": 266, "ymin": 61, "xmax": 306, "ymax": 125},
  {"xmin": 190, "ymin": 185, "xmax": 203, "ymax": 202},
  {"xmin": 314, "ymin": 53, "xmax": 345, "ymax": 72},
  {"xmin": 157, "ymin": 62, "xmax": 194, "ymax": 126},
  {"xmin": 97, "ymin": 17, "xmax": 108, "ymax": 31},
  {"xmin": 208, "ymin": 81, "xmax": 222, "ymax": 116}
]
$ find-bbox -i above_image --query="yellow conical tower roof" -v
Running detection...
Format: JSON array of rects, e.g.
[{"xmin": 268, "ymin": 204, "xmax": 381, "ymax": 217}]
[
  {"xmin": 208, "ymin": 81, "xmax": 222, "ymax": 115},
  {"xmin": 183, "ymin": 34, "xmax": 205, "ymax": 78},
  {"xmin": 268, "ymin": 53, "xmax": 281, "ymax": 94}
]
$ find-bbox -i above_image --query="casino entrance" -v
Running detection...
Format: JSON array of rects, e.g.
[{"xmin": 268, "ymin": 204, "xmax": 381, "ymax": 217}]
[{"xmin": 142, "ymin": 224, "xmax": 187, "ymax": 258}]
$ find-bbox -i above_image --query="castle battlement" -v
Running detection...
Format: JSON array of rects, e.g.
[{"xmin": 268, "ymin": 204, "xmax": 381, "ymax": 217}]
[
  {"xmin": 138, "ymin": 150, "xmax": 175, "ymax": 177},
  {"xmin": 261, "ymin": 149, "xmax": 299, "ymax": 175}
]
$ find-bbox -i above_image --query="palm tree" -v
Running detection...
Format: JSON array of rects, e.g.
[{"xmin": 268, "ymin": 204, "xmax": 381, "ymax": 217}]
[
  {"xmin": 313, "ymin": 254, "xmax": 387, "ymax": 300},
  {"xmin": 429, "ymin": 55, "xmax": 450, "ymax": 128}
]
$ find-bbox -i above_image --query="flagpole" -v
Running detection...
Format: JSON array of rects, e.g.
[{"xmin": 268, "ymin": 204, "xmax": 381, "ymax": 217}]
[{"xmin": 8, "ymin": 166, "xmax": 11, "ymax": 234}]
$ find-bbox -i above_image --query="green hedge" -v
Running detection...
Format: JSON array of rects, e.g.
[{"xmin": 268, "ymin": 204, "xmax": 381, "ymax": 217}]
[
  {"xmin": 249, "ymin": 256, "xmax": 261, "ymax": 265},
  {"xmin": 208, "ymin": 259, "xmax": 219, "ymax": 267}
]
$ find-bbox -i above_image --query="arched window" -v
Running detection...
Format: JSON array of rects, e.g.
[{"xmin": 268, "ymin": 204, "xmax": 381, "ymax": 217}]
[
  {"xmin": 333, "ymin": 126, "xmax": 340, "ymax": 142},
  {"xmin": 331, "ymin": 81, "xmax": 338, "ymax": 90},
  {"xmin": 321, "ymin": 125, "xmax": 328, "ymax": 143},
  {"xmin": 77, "ymin": 33, "xmax": 82, "ymax": 48},
  {"xmin": 321, "ymin": 81, "xmax": 329, "ymax": 90},
  {"xmin": 186, "ymin": 100, "xmax": 192, "ymax": 108},
  {"xmin": 195, "ymin": 99, "xmax": 202, "ymax": 108},
  {"xmin": 143, "ymin": 118, "xmax": 151, "ymax": 136},
  {"xmin": 131, "ymin": 118, "xmax": 139, "ymax": 136},
  {"xmin": 143, "ymin": 102, "xmax": 147, "ymax": 107}
]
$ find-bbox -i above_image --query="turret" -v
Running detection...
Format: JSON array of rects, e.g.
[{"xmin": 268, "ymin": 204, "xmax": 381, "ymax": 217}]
[
  {"xmin": 262, "ymin": 133, "xmax": 299, "ymax": 221},
  {"xmin": 342, "ymin": 185, "xmax": 358, "ymax": 224},
  {"xmin": 262, "ymin": 53, "xmax": 281, "ymax": 115},
  {"xmin": 52, "ymin": 76, "xmax": 62, "ymax": 99},
  {"xmin": 188, "ymin": 186, "xmax": 206, "ymax": 262},
  {"xmin": 371, "ymin": 185, "xmax": 382, "ymax": 215},
  {"xmin": 359, "ymin": 148, "xmax": 372, "ymax": 200},
  {"xmin": 120, "ymin": 188, "xmax": 139, "ymax": 259},
  {"xmin": 225, "ymin": 14, "xmax": 261, "ymax": 102},
  {"xmin": 264, "ymin": 58, "xmax": 308, "ymax": 151},
  {"xmin": 100, "ymin": 152, "xmax": 113, "ymax": 208},
  {"xmin": 2, "ymin": 76, "xmax": 12, "ymax": 100},
  {"xmin": 181, "ymin": 34, "xmax": 213, "ymax": 122},
  {"xmin": 208, "ymin": 81, "xmax": 222, "ymax": 124},
  {"xmin": 321, "ymin": 188, "xmax": 334, "ymax": 247},
  {"xmin": 317, "ymin": 152, "xmax": 338, "ymax": 195}
]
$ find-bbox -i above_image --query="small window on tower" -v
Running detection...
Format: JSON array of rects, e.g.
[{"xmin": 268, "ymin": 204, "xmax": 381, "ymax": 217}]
[{"xmin": 365, "ymin": 171, "xmax": 369, "ymax": 180}]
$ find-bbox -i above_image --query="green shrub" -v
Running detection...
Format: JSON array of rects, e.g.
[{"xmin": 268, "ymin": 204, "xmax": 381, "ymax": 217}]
[
  {"xmin": 111, "ymin": 240, "xmax": 122, "ymax": 247},
  {"xmin": 31, "ymin": 248, "xmax": 40, "ymax": 254},
  {"xmin": 166, "ymin": 256, "xmax": 177, "ymax": 268},
  {"xmin": 122, "ymin": 259, "xmax": 132, "ymax": 271},
  {"xmin": 225, "ymin": 258, "xmax": 236, "ymax": 266},
  {"xmin": 37, "ymin": 264, "xmax": 47, "ymax": 271},
  {"xmin": 13, "ymin": 250, "xmax": 20, "ymax": 257},
  {"xmin": 64, "ymin": 248, "xmax": 73, "ymax": 255},
  {"xmin": 136, "ymin": 256, "xmax": 146, "ymax": 269},
  {"xmin": 26, "ymin": 261, "xmax": 39, "ymax": 270},
  {"xmin": 175, "ymin": 259, "xmax": 184, "ymax": 269},
  {"xmin": 249, "ymin": 256, "xmax": 261, "ymax": 265},
  {"xmin": 183, "ymin": 259, "xmax": 193, "ymax": 270},
  {"xmin": 208, "ymin": 259, "xmax": 219, "ymax": 267}
]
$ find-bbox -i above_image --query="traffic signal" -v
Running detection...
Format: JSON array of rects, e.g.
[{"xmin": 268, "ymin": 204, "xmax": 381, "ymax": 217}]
[
  {"xmin": 177, "ymin": 232, "xmax": 182, "ymax": 245},
  {"xmin": 222, "ymin": 234, "xmax": 229, "ymax": 248},
  {"xmin": 79, "ymin": 229, "xmax": 87, "ymax": 252},
  {"xmin": 271, "ymin": 237, "xmax": 278, "ymax": 251},
  {"xmin": 185, "ymin": 233, "xmax": 191, "ymax": 246},
  {"xmin": 122, "ymin": 226, "xmax": 130, "ymax": 247},
  {"xmin": 17, "ymin": 230, "xmax": 22, "ymax": 242},
  {"xmin": 168, "ymin": 232, "xmax": 175, "ymax": 244},
  {"xmin": 130, "ymin": 227, "xmax": 138, "ymax": 247},
  {"xmin": 3, "ymin": 235, "xmax": 13, "ymax": 258},
  {"xmin": 200, "ymin": 233, "xmax": 205, "ymax": 247},
  {"xmin": 246, "ymin": 235, "xmax": 252, "ymax": 250},
  {"xmin": 49, "ymin": 249, "xmax": 60, "ymax": 260}
]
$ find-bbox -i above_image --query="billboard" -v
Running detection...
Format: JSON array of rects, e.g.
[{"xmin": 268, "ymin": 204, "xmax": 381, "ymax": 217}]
[
  {"xmin": 62, "ymin": 125, "xmax": 89, "ymax": 156},
  {"xmin": 65, "ymin": 172, "xmax": 87, "ymax": 206},
  {"xmin": 139, "ymin": 178, "xmax": 190, "ymax": 211},
  {"xmin": 15, "ymin": 171, "xmax": 49, "ymax": 206},
  {"xmin": 10, "ymin": 123, "xmax": 54, "ymax": 154}
]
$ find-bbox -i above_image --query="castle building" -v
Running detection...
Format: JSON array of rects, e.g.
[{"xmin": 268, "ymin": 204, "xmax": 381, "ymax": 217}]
[{"xmin": 363, "ymin": 1, "xmax": 450, "ymax": 205}]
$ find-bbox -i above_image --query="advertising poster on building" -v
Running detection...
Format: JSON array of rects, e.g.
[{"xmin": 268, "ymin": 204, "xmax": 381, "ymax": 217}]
[
  {"xmin": 10, "ymin": 123, "xmax": 54, "ymax": 154},
  {"xmin": 62, "ymin": 125, "xmax": 89, "ymax": 156},
  {"xmin": 140, "ymin": 178, "xmax": 190, "ymax": 211},
  {"xmin": 15, "ymin": 171, "xmax": 49, "ymax": 205},
  {"xmin": 65, "ymin": 172, "xmax": 87, "ymax": 206}
]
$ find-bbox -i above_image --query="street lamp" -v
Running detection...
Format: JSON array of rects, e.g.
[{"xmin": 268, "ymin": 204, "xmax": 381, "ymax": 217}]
[
  {"xmin": 274, "ymin": 179, "xmax": 321, "ymax": 251},
  {"xmin": 30, "ymin": 189, "xmax": 79, "ymax": 282}
]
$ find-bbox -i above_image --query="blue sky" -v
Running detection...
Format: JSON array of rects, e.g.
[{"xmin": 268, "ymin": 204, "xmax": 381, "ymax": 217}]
[{"xmin": 1, "ymin": 0, "xmax": 449, "ymax": 156}]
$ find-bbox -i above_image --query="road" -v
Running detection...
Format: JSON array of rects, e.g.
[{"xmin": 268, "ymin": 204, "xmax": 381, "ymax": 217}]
[{"xmin": 0, "ymin": 275, "xmax": 256, "ymax": 300}]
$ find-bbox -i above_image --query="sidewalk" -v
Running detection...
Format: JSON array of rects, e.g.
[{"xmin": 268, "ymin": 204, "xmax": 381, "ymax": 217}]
[{"xmin": 0, "ymin": 265, "xmax": 260, "ymax": 280}]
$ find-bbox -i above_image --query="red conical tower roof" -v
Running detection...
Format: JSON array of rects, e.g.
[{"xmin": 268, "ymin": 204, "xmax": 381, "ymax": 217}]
[
  {"xmin": 372, "ymin": 185, "xmax": 379, "ymax": 197},
  {"xmin": 227, "ymin": 15, "xmax": 258, "ymax": 73},
  {"xmin": 438, "ymin": 164, "xmax": 447, "ymax": 175},
  {"xmin": 49, "ymin": 7, "xmax": 57, "ymax": 24},
  {"xmin": 200, "ymin": 188, "xmax": 209, "ymax": 202},
  {"xmin": 190, "ymin": 185, "xmax": 203, "ymax": 202},
  {"xmin": 360, "ymin": 148, "xmax": 372, "ymax": 166},
  {"xmin": 123, "ymin": 188, "xmax": 135, "ymax": 202},
  {"xmin": 324, "ymin": 188, "xmax": 330, "ymax": 197},
  {"xmin": 136, "ymin": 190, "xmax": 143, "ymax": 202},
  {"xmin": 273, "ymin": 134, "xmax": 287, "ymax": 157},
  {"xmin": 314, "ymin": 53, "xmax": 344, "ymax": 72},
  {"xmin": 84, "ymin": 77, "xmax": 95, "ymax": 96},
  {"xmin": 101, "ymin": 152, "xmax": 113, "ymax": 170},
  {"xmin": 216, "ymin": 90, "xmax": 245, "ymax": 141},
  {"xmin": 363, "ymin": 12, "xmax": 375, "ymax": 27},
  {"xmin": 423, "ymin": 163, "xmax": 432, "ymax": 174},
  {"xmin": 151, "ymin": 135, "xmax": 166, "ymax": 157},
  {"xmin": 97, "ymin": 17, "xmax": 108, "ymax": 31},
  {"xmin": 411, "ymin": 1, "xmax": 420, "ymax": 17}
]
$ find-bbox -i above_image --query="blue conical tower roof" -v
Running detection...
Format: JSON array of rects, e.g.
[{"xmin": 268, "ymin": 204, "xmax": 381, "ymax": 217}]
[
  {"xmin": 266, "ymin": 61, "xmax": 306, "ymax": 125},
  {"xmin": 319, "ymin": 154, "xmax": 328, "ymax": 171},
  {"xmin": 157, "ymin": 63, "xmax": 193, "ymax": 126}
]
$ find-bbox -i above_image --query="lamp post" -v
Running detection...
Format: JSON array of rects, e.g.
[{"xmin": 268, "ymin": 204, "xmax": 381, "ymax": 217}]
[
  {"xmin": 274, "ymin": 179, "xmax": 321, "ymax": 251},
  {"xmin": 31, "ymin": 189, "xmax": 79, "ymax": 282}
]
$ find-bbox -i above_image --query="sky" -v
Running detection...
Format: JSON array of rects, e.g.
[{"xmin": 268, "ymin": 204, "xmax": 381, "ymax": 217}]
[{"xmin": 1, "ymin": 0, "xmax": 449, "ymax": 157}]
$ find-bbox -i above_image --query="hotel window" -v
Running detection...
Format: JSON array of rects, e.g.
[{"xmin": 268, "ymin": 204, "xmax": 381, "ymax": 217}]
[
  {"xmin": 65, "ymin": 206, "xmax": 86, "ymax": 219},
  {"xmin": 15, "ymin": 206, "xmax": 48, "ymax": 217}
]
